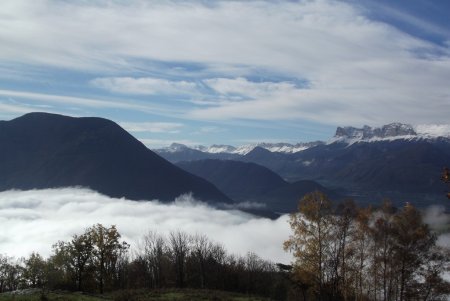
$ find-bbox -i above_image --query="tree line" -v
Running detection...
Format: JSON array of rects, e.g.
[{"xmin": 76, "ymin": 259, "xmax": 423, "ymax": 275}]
[
  {"xmin": 0, "ymin": 193, "xmax": 449, "ymax": 301},
  {"xmin": 284, "ymin": 191, "xmax": 450, "ymax": 301},
  {"xmin": 0, "ymin": 224, "xmax": 288, "ymax": 299}
]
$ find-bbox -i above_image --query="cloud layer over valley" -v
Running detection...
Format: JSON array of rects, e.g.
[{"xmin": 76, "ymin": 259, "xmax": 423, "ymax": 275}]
[{"xmin": 0, "ymin": 188, "xmax": 292, "ymax": 263}]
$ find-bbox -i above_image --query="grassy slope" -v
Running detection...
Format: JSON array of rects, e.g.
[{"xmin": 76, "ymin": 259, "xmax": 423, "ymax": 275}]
[{"xmin": 0, "ymin": 289, "xmax": 272, "ymax": 301}]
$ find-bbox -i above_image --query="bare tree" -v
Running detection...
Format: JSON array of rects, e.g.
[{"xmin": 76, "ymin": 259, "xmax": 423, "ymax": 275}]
[
  {"xmin": 141, "ymin": 230, "xmax": 167, "ymax": 288},
  {"xmin": 169, "ymin": 231, "xmax": 191, "ymax": 288},
  {"xmin": 191, "ymin": 234, "xmax": 213, "ymax": 289}
]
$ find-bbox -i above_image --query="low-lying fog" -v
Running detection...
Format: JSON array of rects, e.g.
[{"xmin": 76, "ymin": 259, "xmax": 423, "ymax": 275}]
[
  {"xmin": 0, "ymin": 188, "xmax": 292, "ymax": 262},
  {"xmin": 0, "ymin": 188, "xmax": 448, "ymax": 264}
]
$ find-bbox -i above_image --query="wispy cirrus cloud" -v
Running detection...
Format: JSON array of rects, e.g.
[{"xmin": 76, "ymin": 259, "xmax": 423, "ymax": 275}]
[
  {"xmin": 0, "ymin": 89, "xmax": 143, "ymax": 110},
  {"xmin": 120, "ymin": 121, "xmax": 184, "ymax": 134},
  {"xmin": 1, "ymin": 0, "xmax": 450, "ymax": 134},
  {"xmin": 204, "ymin": 77, "xmax": 300, "ymax": 100},
  {"xmin": 91, "ymin": 77, "xmax": 200, "ymax": 96}
]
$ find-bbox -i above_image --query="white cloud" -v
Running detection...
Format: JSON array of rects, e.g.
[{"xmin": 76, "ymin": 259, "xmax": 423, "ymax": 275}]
[
  {"xmin": 415, "ymin": 124, "xmax": 450, "ymax": 138},
  {"xmin": 204, "ymin": 77, "xmax": 298, "ymax": 99},
  {"xmin": 138, "ymin": 138, "xmax": 201, "ymax": 149},
  {"xmin": 120, "ymin": 121, "xmax": 183, "ymax": 133},
  {"xmin": 0, "ymin": 188, "xmax": 292, "ymax": 263},
  {"xmin": 0, "ymin": 89, "xmax": 143, "ymax": 111},
  {"xmin": 0, "ymin": 1, "xmax": 449, "ymax": 126},
  {"xmin": 0, "ymin": 102, "xmax": 37, "ymax": 115},
  {"xmin": 91, "ymin": 77, "xmax": 199, "ymax": 95}
]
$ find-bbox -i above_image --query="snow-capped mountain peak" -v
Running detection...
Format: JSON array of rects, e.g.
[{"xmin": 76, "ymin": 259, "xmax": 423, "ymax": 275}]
[
  {"xmin": 165, "ymin": 143, "xmax": 192, "ymax": 152},
  {"xmin": 335, "ymin": 123, "xmax": 416, "ymax": 140},
  {"xmin": 193, "ymin": 144, "xmax": 238, "ymax": 154},
  {"xmin": 194, "ymin": 142, "xmax": 318, "ymax": 155},
  {"xmin": 155, "ymin": 123, "xmax": 450, "ymax": 155},
  {"xmin": 330, "ymin": 123, "xmax": 449, "ymax": 144},
  {"xmin": 157, "ymin": 141, "xmax": 323, "ymax": 155}
]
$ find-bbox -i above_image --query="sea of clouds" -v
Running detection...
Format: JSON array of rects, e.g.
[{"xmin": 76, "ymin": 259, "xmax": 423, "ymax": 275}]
[
  {"xmin": 0, "ymin": 188, "xmax": 448, "ymax": 264},
  {"xmin": 0, "ymin": 188, "xmax": 292, "ymax": 263}
]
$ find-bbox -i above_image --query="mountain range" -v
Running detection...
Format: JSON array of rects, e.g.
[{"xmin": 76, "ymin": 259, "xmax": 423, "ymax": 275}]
[
  {"xmin": 156, "ymin": 123, "xmax": 450, "ymax": 156},
  {"xmin": 2, "ymin": 113, "xmax": 448, "ymax": 213},
  {"xmin": 155, "ymin": 123, "xmax": 450, "ymax": 209}
]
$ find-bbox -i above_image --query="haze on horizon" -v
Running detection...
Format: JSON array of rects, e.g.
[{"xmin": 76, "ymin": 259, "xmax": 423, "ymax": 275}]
[{"xmin": 1, "ymin": 0, "xmax": 450, "ymax": 148}]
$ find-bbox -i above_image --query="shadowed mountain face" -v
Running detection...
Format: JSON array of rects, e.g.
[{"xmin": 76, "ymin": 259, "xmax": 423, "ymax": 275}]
[
  {"xmin": 240, "ymin": 141, "xmax": 450, "ymax": 208},
  {"xmin": 177, "ymin": 159, "xmax": 339, "ymax": 212},
  {"xmin": 0, "ymin": 112, "xmax": 232, "ymax": 204},
  {"xmin": 157, "ymin": 138, "xmax": 450, "ymax": 208}
]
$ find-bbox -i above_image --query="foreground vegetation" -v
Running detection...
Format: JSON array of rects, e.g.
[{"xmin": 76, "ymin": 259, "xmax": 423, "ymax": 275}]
[
  {"xmin": 0, "ymin": 288, "xmax": 272, "ymax": 301},
  {"xmin": 0, "ymin": 224, "xmax": 290, "ymax": 300},
  {"xmin": 0, "ymin": 192, "xmax": 449, "ymax": 300},
  {"xmin": 285, "ymin": 192, "xmax": 450, "ymax": 301}
]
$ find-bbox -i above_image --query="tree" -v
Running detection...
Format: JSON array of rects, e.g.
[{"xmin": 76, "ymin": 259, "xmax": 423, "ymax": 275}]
[
  {"xmin": 369, "ymin": 200, "xmax": 396, "ymax": 301},
  {"xmin": 284, "ymin": 191, "xmax": 333, "ymax": 300},
  {"xmin": 139, "ymin": 231, "xmax": 167, "ymax": 288},
  {"xmin": 169, "ymin": 231, "xmax": 191, "ymax": 288},
  {"xmin": 2, "ymin": 258, "xmax": 22, "ymax": 292},
  {"xmin": 88, "ymin": 224, "xmax": 129, "ymax": 294},
  {"xmin": 418, "ymin": 246, "xmax": 450, "ymax": 300},
  {"xmin": 23, "ymin": 252, "xmax": 46, "ymax": 288},
  {"xmin": 328, "ymin": 199, "xmax": 357, "ymax": 300},
  {"xmin": 52, "ymin": 231, "xmax": 94, "ymax": 291},
  {"xmin": 352, "ymin": 205, "xmax": 372, "ymax": 300},
  {"xmin": 191, "ymin": 234, "xmax": 213, "ymax": 289},
  {"xmin": 0, "ymin": 254, "xmax": 9, "ymax": 293},
  {"xmin": 391, "ymin": 203, "xmax": 436, "ymax": 301}
]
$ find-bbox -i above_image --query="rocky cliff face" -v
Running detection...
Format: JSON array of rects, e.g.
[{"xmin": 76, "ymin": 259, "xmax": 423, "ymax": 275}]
[{"xmin": 335, "ymin": 123, "xmax": 417, "ymax": 140}]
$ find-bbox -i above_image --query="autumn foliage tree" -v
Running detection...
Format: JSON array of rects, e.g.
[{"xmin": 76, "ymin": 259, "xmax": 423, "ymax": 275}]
[
  {"xmin": 50, "ymin": 224, "xmax": 129, "ymax": 293},
  {"xmin": 284, "ymin": 192, "xmax": 450, "ymax": 301},
  {"xmin": 89, "ymin": 224, "xmax": 129, "ymax": 293},
  {"xmin": 284, "ymin": 191, "xmax": 333, "ymax": 300}
]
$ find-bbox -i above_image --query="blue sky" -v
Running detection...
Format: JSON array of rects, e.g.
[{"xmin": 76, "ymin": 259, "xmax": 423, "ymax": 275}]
[{"xmin": 0, "ymin": 0, "xmax": 449, "ymax": 147}]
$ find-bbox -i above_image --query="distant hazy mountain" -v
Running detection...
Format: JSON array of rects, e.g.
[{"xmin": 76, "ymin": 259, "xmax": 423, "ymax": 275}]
[
  {"xmin": 0, "ymin": 113, "xmax": 232, "ymax": 204},
  {"xmin": 155, "ymin": 123, "xmax": 450, "ymax": 161},
  {"xmin": 156, "ymin": 141, "xmax": 323, "ymax": 157},
  {"xmin": 157, "ymin": 143, "xmax": 240, "ymax": 162},
  {"xmin": 177, "ymin": 159, "xmax": 340, "ymax": 212},
  {"xmin": 155, "ymin": 123, "xmax": 450, "ymax": 208}
]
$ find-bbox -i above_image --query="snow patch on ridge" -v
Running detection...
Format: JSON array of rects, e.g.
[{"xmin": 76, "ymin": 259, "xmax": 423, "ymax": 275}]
[
  {"xmin": 329, "ymin": 123, "xmax": 450, "ymax": 145},
  {"xmin": 159, "ymin": 142, "xmax": 322, "ymax": 155},
  {"xmin": 155, "ymin": 123, "xmax": 450, "ymax": 154}
]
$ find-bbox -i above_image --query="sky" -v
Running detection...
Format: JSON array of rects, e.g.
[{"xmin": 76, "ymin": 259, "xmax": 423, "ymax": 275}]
[{"xmin": 1, "ymin": 0, "xmax": 450, "ymax": 148}]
